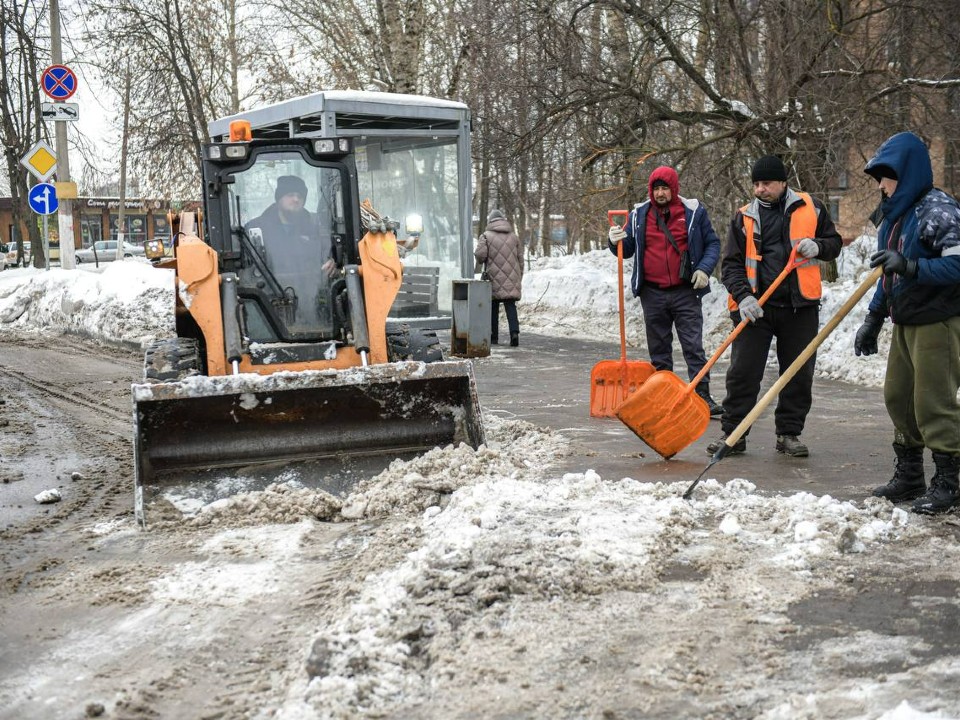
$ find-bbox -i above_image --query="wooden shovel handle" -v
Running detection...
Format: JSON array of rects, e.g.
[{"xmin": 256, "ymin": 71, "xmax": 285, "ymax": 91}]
[
  {"xmin": 608, "ymin": 210, "xmax": 630, "ymax": 365},
  {"xmin": 688, "ymin": 245, "xmax": 808, "ymax": 391},
  {"xmin": 723, "ymin": 265, "xmax": 884, "ymax": 449}
]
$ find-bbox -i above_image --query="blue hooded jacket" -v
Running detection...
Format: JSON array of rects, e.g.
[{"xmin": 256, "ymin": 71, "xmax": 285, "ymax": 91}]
[{"xmin": 864, "ymin": 132, "xmax": 960, "ymax": 325}]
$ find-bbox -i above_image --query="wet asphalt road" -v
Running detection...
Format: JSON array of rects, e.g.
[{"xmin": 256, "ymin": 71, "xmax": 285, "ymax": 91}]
[{"xmin": 467, "ymin": 332, "xmax": 897, "ymax": 500}]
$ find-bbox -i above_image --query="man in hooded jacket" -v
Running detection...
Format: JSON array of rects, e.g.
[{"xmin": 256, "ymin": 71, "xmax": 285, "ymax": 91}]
[
  {"xmin": 607, "ymin": 166, "xmax": 723, "ymax": 415},
  {"xmin": 855, "ymin": 132, "xmax": 960, "ymax": 514},
  {"xmin": 475, "ymin": 209, "xmax": 524, "ymax": 346}
]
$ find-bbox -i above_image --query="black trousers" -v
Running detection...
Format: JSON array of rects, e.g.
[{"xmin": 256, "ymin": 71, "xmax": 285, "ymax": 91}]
[
  {"xmin": 721, "ymin": 304, "xmax": 819, "ymax": 437},
  {"xmin": 491, "ymin": 299, "xmax": 519, "ymax": 341},
  {"xmin": 639, "ymin": 284, "xmax": 709, "ymax": 384}
]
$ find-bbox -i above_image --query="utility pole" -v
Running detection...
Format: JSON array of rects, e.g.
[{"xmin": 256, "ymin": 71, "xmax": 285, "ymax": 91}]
[
  {"xmin": 49, "ymin": 0, "xmax": 76, "ymax": 269},
  {"xmin": 116, "ymin": 65, "xmax": 131, "ymax": 261}
]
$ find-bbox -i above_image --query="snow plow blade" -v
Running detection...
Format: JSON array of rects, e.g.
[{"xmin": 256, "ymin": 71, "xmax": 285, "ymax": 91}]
[{"xmin": 132, "ymin": 360, "xmax": 484, "ymax": 526}]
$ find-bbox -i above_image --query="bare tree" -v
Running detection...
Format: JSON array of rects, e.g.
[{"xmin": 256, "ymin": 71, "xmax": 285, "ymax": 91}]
[
  {"xmin": 0, "ymin": 0, "xmax": 47, "ymax": 266},
  {"xmin": 80, "ymin": 0, "xmax": 264, "ymax": 197}
]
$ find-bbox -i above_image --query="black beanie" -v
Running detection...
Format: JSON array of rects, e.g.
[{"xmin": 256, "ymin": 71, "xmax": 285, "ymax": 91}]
[
  {"xmin": 751, "ymin": 155, "xmax": 787, "ymax": 182},
  {"xmin": 488, "ymin": 208, "xmax": 505, "ymax": 222},
  {"xmin": 651, "ymin": 178, "xmax": 670, "ymax": 189},
  {"xmin": 275, "ymin": 175, "xmax": 308, "ymax": 202}
]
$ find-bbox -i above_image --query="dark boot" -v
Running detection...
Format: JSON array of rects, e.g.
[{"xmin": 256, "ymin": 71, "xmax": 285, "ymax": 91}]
[
  {"xmin": 510, "ymin": 333, "xmax": 519, "ymax": 347},
  {"xmin": 872, "ymin": 444, "xmax": 925, "ymax": 502},
  {"xmin": 912, "ymin": 452, "xmax": 960, "ymax": 515},
  {"xmin": 695, "ymin": 383, "xmax": 723, "ymax": 417},
  {"xmin": 776, "ymin": 434, "xmax": 809, "ymax": 457}
]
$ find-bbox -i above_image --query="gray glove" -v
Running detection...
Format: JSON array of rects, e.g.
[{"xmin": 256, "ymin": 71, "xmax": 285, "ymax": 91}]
[
  {"xmin": 738, "ymin": 295, "xmax": 764, "ymax": 323},
  {"xmin": 796, "ymin": 238, "xmax": 819, "ymax": 258},
  {"xmin": 691, "ymin": 269, "xmax": 709, "ymax": 290},
  {"xmin": 608, "ymin": 226, "xmax": 626, "ymax": 245}
]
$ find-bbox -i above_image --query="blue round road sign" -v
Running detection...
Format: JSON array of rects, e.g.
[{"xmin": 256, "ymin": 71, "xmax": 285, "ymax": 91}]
[
  {"xmin": 41, "ymin": 65, "xmax": 78, "ymax": 101},
  {"xmin": 28, "ymin": 183, "xmax": 59, "ymax": 215}
]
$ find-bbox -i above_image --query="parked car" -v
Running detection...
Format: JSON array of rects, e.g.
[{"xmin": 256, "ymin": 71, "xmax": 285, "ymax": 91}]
[
  {"xmin": 75, "ymin": 240, "xmax": 146, "ymax": 264},
  {"xmin": 5, "ymin": 242, "xmax": 30, "ymax": 267}
]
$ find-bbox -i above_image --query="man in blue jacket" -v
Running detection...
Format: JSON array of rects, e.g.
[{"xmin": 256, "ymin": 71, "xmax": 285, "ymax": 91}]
[
  {"xmin": 855, "ymin": 132, "xmax": 960, "ymax": 514},
  {"xmin": 608, "ymin": 166, "xmax": 723, "ymax": 415}
]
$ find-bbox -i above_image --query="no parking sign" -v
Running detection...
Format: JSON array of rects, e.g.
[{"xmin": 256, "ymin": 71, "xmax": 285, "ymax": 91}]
[{"xmin": 41, "ymin": 65, "xmax": 78, "ymax": 101}]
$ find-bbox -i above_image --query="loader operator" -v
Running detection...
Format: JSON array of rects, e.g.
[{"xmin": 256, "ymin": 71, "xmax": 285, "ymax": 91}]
[
  {"xmin": 245, "ymin": 175, "xmax": 337, "ymax": 331},
  {"xmin": 707, "ymin": 155, "xmax": 842, "ymax": 459}
]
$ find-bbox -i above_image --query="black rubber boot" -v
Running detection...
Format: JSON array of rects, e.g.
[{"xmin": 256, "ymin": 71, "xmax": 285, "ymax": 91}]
[
  {"xmin": 912, "ymin": 452, "xmax": 960, "ymax": 515},
  {"xmin": 510, "ymin": 333, "xmax": 519, "ymax": 347},
  {"xmin": 695, "ymin": 383, "xmax": 723, "ymax": 417},
  {"xmin": 872, "ymin": 444, "xmax": 926, "ymax": 502}
]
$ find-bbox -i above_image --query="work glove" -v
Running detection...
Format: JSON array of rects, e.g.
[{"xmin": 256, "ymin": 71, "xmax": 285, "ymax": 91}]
[
  {"xmin": 738, "ymin": 295, "xmax": 763, "ymax": 323},
  {"xmin": 854, "ymin": 311, "xmax": 885, "ymax": 356},
  {"xmin": 608, "ymin": 226, "xmax": 626, "ymax": 245},
  {"xmin": 796, "ymin": 238, "xmax": 820, "ymax": 259},
  {"xmin": 691, "ymin": 269, "xmax": 710, "ymax": 290},
  {"xmin": 870, "ymin": 249, "xmax": 917, "ymax": 278}
]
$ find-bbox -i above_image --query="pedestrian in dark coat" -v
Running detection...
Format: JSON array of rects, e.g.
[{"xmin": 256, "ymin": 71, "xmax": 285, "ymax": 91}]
[
  {"xmin": 856, "ymin": 131, "xmax": 960, "ymax": 514},
  {"xmin": 607, "ymin": 166, "xmax": 723, "ymax": 415},
  {"xmin": 706, "ymin": 155, "xmax": 843, "ymax": 458},
  {"xmin": 475, "ymin": 209, "xmax": 523, "ymax": 346}
]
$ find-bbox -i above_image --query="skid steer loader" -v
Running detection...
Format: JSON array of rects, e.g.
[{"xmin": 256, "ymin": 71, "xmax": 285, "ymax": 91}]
[{"xmin": 133, "ymin": 111, "xmax": 484, "ymax": 526}]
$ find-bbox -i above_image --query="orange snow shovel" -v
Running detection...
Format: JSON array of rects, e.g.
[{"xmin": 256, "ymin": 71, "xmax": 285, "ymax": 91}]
[
  {"xmin": 590, "ymin": 210, "xmax": 656, "ymax": 417},
  {"xmin": 682, "ymin": 265, "xmax": 885, "ymax": 498},
  {"xmin": 616, "ymin": 246, "xmax": 809, "ymax": 458}
]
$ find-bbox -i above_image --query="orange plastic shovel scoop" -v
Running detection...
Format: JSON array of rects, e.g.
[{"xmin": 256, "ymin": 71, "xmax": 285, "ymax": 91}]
[{"xmin": 590, "ymin": 210, "xmax": 656, "ymax": 417}]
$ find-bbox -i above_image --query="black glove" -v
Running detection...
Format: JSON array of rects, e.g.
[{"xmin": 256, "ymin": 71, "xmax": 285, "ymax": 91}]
[
  {"xmin": 854, "ymin": 311, "xmax": 885, "ymax": 357},
  {"xmin": 870, "ymin": 249, "xmax": 917, "ymax": 278}
]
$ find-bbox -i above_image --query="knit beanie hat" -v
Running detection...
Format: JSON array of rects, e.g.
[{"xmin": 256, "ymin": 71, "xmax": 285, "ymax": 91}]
[
  {"xmin": 488, "ymin": 208, "xmax": 506, "ymax": 222},
  {"xmin": 751, "ymin": 155, "xmax": 788, "ymax": 182},
  {"xmin": 275, "ymin": 175, "xmax": 308, "ymax": 201},
  {"xmin": 651, "ymin": 178, "xmax": 670, "ymax": 189}
]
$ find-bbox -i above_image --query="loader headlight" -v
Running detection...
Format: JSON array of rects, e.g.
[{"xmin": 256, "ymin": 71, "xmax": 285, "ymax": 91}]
[
  {"xmin": 312, "ymin": 138, "xmax": 350, "ymax": 155},
  {"xmin": 405, "ymin": 214, "xmax": 423, "ymax": 237},
  {"xmin": 206, "ymin": 144, "xmax": 249, "ymax": 161}
]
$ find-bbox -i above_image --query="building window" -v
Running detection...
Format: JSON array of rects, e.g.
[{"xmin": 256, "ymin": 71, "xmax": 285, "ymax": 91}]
[{"xmin": 829, "ymin": 197, "xmax": 841, "ymax": 223}]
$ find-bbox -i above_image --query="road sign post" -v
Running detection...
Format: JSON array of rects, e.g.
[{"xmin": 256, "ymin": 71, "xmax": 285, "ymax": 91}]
[{"xmin": 28, "ymin": 183, "xmax": 58, "ymax": 271}]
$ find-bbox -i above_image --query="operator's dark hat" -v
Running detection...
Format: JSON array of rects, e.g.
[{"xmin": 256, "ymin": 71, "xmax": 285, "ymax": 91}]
[
  {"xmin": 275, "ymin": 175, "xmax": 308, "ymax": 201},
  {"xmin": 651, "ymin": 178, "xmax": 671, "ymax": 189},
  {"xmin": 488, "ymin": 208, "xmax": 506, "ymax": 222},
  {"xmin": 751, "ymin": 155, "xmax": 788, "ymax": 182}
]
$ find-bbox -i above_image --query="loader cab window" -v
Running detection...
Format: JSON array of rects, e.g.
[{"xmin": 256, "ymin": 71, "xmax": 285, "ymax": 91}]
[{"xmin": 228, "ymin": 152, "xmax": 348, "ymax": 342}]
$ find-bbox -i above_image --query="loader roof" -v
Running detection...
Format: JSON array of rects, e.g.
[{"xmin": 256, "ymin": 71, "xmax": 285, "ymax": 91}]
[{"xmin": 208, "ymin": 90, "xmax": 471, "ymax": 142}]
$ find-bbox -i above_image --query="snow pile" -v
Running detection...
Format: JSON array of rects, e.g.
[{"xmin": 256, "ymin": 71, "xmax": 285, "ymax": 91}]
[
  {"xmin": 0, "ymin": 263, "xmax": 173, "ymax": 346},
  {"xmin": 296, "ymin": 475, "xmax": 923, "ymax": 718},
  {"xmin": 341, "ymin": 415, "xmax": 570, "ymax": 519}
]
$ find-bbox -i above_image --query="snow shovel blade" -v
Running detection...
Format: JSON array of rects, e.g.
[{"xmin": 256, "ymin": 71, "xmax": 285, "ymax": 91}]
[
  {"xmin": 592, "ymin": 208, "xmax": 657, "ymax": 417},
  {"xmin": 615, "ymin": 370, "xmax": 710, "ymax": 459},
  {"xmin": 590, "ymin": 360, "xmax": 656, "ymax": 417},
  {"xmin": 132, "ymin": 360, "xmax": 485, "ymax": 526}
]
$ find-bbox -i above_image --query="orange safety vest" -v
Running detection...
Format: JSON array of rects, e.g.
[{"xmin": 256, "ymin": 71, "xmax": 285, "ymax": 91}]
[{"xmin": 728, "ymin": 192, "xmax": 821, "ymax": 311}]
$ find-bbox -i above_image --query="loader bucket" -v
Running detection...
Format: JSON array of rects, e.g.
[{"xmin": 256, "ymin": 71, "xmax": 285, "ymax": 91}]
[{"xmin": 132, "ymin": 360, "xmax": 485, "ymax": 526}]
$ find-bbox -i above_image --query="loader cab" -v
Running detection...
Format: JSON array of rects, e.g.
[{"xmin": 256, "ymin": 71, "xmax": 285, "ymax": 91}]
[{"xmin": 201, "ymin": 138, "xmax": 360, "ymax": 344}]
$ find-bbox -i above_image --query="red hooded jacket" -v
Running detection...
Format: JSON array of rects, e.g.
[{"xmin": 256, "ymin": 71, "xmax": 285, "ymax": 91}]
[{"xmin": 643, "ymin": 166, "xmax": 688, "ymax": 287}]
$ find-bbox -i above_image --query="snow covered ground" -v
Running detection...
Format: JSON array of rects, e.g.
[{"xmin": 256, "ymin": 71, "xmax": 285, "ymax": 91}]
[{"xmin": 1, "ymin": 244, "xmax": 957, "ymax": 719}]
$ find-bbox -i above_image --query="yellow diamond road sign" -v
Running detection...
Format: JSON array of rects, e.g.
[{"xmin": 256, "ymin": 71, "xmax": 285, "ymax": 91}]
[{"xmin": 20, "ymin": 140, "xmax": 58, "ymax": 182}]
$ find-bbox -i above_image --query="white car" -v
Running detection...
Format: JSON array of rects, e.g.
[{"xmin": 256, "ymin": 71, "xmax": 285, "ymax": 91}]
[
  {"xmin": 75, "ymin": 240, "xmax": 146, "ymax": 264},
  {"xmin": 4, "ymin": 241, "xmax": 29, "ymax": 267}
]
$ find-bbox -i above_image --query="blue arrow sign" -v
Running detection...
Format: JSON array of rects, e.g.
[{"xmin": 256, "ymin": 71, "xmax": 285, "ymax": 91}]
[{"xmin": 28, "ymin": 183, "xmax": 59, "ymax": 215}]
